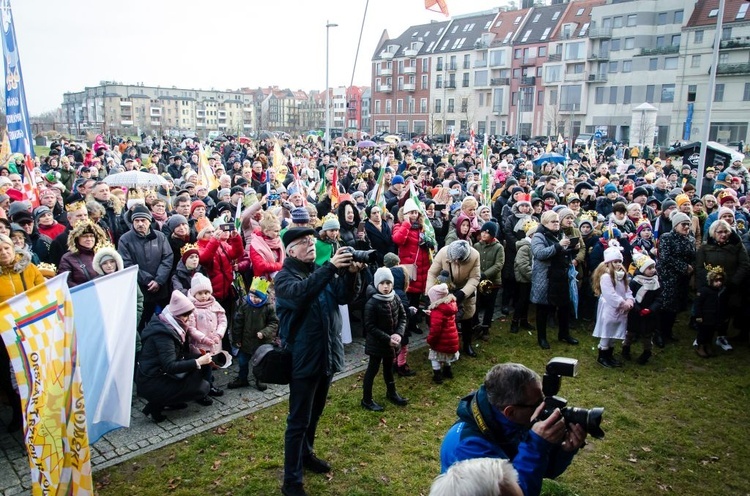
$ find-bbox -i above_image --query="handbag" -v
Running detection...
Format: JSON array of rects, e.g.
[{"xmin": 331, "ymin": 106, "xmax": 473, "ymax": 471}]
[{"xmin": 252, "ymin": 344, "xmax": 292, "ymax": 385}]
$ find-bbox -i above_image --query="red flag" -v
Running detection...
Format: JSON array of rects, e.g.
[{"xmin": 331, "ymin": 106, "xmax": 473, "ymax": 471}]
[
  {"xmin": 425, "ymin": 0, "xmax": 449, "ymax": 16},
  {"xmin": 330, "ymin": 168, "xmax": 340, "ymax": 208},
  {"xmin": 23, "ymin": 154, "xmax": 40, "ymax": 208}
]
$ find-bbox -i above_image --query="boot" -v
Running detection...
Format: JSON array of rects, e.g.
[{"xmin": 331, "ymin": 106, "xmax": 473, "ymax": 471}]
[
  {"xmin": 597, "ymin": 348, "xmax": 615, "ymax": 368},
  {"xmin": 621, "ymin": 344, "xmax": 632, "ymax": 361},
  {"xmin": 510, "ymin": 320, "xmax": 520, "ymax": 334},
  {"xmin": 227, "ymin": 377, "xmax": 249, "ymax": 389},
  {"xmin": 654, "ymin": 332, "xmax": 665, "ymax": 349},
  {"xmin": 696, "ymin": 344, "xmax": 710, "ymax": 358},
  {"xmin": 361, "ymin": 399, "xmax": 384, "ymax": 411},
  {"xmin": 432, "ymin": 369, "xmax": 444, "ymax": 384},
  {"xmin": 386, "ymin": 382, "xmax": 408, "ymax": 406},
  {"xmin": 442, "ymin": 365, "xmax": 453, "ymax": 379},
  {"xmin": 141, "ymin": 403, "xmax": 166, "ymax": 423},
  {"xmin": 255, "ymin": 378, "xmax": 268, "ymax": 392},
  {"xmin": 636, "ymin": 350, "xmax": 652, "ymax": 365},
  {"xmin": 477, "ymin": 324, "xmax": 490, "ymax": 341},
  {"xmin": 537, "ymin": 328, "xmax": 550, "ymax": 349},
  {"xmin": 520, "ymin": 320, "xmax": 535, "ymax": 331},
  {"xmin": 396, "ymin": 364, "xmax": 417, "ymax": 377},
  {"xmin": 607, "ymin": 348, "xmax": 623, "ymax": 367},
  {"xmin": 461, "ymin": 328, "xmax": 477, "ymax": 357}
]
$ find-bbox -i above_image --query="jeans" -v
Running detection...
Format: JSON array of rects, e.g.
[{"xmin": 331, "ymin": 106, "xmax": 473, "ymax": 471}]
[
  {"xmin": 236, "ymin": 351, "xmax": 251, "ymax": 381},
  {"xmin": 284, "ymin": 373, "xmax": 332, "ymax": 485}
]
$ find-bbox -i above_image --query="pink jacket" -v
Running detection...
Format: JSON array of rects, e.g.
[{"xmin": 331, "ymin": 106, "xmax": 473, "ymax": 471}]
[{"xmin": 187, "ymin": 296, "xmax": 227, "ymax": 355}]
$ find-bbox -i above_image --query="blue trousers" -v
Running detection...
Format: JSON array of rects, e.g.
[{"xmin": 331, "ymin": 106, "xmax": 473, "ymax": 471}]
[{"xmin": 283, "ymin": 373, "xmax": 332, "ymax": 485}]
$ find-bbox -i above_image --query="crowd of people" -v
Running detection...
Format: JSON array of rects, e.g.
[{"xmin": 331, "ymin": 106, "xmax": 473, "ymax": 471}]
[{"xmin": 1, "ymin": 131, "xmax": 750, "ymax": 495}]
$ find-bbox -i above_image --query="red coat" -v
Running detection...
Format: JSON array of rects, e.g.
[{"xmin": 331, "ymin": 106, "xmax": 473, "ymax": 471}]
[
  {"xmin": 198, "ymin": 234, "xmax": 244, "ymax": 300},
  {"xmin": 427, "ymin": 296, "xmax": 459, "ymax": 354},
  {"xmin": 248, "ymin": 230, "xmax": 284, "ymax": 279},
  {"xmin": 392, "ymin": 221, "xmax": 431, "ymax": 294}
]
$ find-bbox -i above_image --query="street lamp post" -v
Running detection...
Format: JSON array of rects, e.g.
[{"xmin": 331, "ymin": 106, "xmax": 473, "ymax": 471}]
[{"xmin": 325, "ymin": 20, "xmax": 339, "ymax": 153}]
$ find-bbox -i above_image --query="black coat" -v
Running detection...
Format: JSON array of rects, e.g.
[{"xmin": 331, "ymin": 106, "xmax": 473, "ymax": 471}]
[
  {"xmin": 363, "ymin": 286, "xmax": 406, "ymax": 358},
  {"xmin": 365, "ymin": 221, "xmax": 395, "ymax": 265},
  {"xmin": 656, "ymin": 231, "xmax": 696, "ymax": 312}
]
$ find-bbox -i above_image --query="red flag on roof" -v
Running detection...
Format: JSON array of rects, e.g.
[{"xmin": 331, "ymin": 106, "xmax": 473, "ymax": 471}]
[{"xmin": 425, "ymin": 0, "xmax": 449, "ymax": 17}]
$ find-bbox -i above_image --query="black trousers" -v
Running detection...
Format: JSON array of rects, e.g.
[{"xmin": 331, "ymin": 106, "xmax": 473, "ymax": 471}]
[
  {"xmin": 362, "ymin": 355, "xmax": 395, "ymax": 402},
  {"xmin": 535, "ymin": 304, "xmax": 570, "ymax": 340},
  {"xmin": 474, "ymin": 287, "xmax": 500, "ymax": 328},
  {"xmin": 513, "ymin": 282, "xmax": 531, "ymax": 322},
  {"xmin": 284, "ymin": 373, "xmax": 332, "ymax": 485}
]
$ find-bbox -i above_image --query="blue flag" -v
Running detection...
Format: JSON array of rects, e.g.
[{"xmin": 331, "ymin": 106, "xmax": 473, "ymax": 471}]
[{"xmin": 1, "ymin": 0, "xmax": 34, "ymax": 156}]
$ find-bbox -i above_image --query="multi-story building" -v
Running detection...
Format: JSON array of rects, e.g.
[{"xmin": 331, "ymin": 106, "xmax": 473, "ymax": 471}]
[{"xmin": 361, "ymin": 87, "xmax": 372, "ymax": 134}]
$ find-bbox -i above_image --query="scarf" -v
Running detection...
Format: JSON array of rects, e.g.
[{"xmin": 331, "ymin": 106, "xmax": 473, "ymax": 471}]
[
  {"xmin": 612, "ymin": 216, "xmax": 626, "ymax": 227},
  {"xmin": 152, "ymin": 209, "xmax": 168, "ymax": 224},
  {"xmin": 250, "ymin": 230, "xmax": 285, "ymax": 266},
  {"xmin": 159, "ymin": 309, "xmax": 187, "ymax": 343},
  {"xmin": 373, "ymin": 291, "xmax": 395, "ymax": 302},
  {"xmin": 632, "ymin": 274, "xmax": 660, "ymax": 303}
]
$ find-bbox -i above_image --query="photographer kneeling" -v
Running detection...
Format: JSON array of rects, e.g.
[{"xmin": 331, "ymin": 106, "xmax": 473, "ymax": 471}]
[{"xmin": 440, "ymin": 363, "xmax": 587, "ymax": 496}]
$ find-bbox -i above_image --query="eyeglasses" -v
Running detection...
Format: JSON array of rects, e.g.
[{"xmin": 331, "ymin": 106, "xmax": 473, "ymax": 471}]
[{"xmin": 513, "ymin": 398, "xmax": 544, "ymax": 409}]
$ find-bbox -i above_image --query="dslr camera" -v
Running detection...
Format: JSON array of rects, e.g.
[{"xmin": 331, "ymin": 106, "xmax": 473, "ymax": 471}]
[
  {"xmin": 340, "ymin": 246, "xmax": 378, "ymax": 264},
  {"xmin": 537, "ymin": 357, "xmax": 605, "ymax": 439}
]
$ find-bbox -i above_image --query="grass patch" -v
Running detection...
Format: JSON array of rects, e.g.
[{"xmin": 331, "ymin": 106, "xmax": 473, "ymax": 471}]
[{"xmin": 96, "ymin": 315, "xmax": 750, "ymax": 495}]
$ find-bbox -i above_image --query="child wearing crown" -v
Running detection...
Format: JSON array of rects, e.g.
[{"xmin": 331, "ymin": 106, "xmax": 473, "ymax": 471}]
[
  {"xmin": 624, "ymin": 252, "xmax": 661, "ymax": 364},
  {"xmin": 172, "ymin": 243, "xmax": 207, "ymax": 295},
  {"xmin": 229, "ymin": 277, "xmax": 279, "ymax": 391}
]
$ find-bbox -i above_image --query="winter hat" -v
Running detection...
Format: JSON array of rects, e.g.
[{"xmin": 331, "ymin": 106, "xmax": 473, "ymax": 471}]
[
  {"xmin": 660, "ymin": 199, "xmax": 677, "ymax": 212},
  {"xmin": 92, "ymin": 245, "xmax": 124, "ymax": 275},
  {"xmin": 480, "ymin": 221, "xmax": 498, "ymax": 239},
  {"xmin": 635, "ymin": 219, "xmax": 652, "ymax": 236},
  {"xmin": 8, "ymin": 201, "xmax": 30, "ymax": 218},
  {"xmin": 166, "ymin": 290, "xmax": 195, "ymax": 316},
  {"xmin": 632, "ymin": 186, "xmax": 649, "ymax": 200},
  {"xmin": 604, "ymin": 183, "xmax": 618, "ymax": 195},
  {"xmin": 190, "ymin": 273, "xmax": 213, "ymax": 296},
  {"xmin": 446, "ymin": 240, "xmax": 471, "ymax": 262},
  {"xmin": 130, "ymin": 204, "xmax": 153, "ymax": 222},
  {"xmin": 320, "ymin": 213, "xmax": 340, "ymax": 231},
  {"xmin": 675, "ymin": 193, "xmax": 690, "ymax": 208},
  {"xmin": 557, "ymin": 208, "xmax": 575, "ymax": 222},
  {"xmin": 601, "ymin": 227, "xmax": 622, "ymax": 240},
  {"xmin": 437, "ymin": 269, "xmax": 451, "ymax": 285},
  {"xmin": 180, "ymin": 243, "xmax": 200, "ymax": 263},
  {"xmin": 374, "ymin": 267, "xmax": 394, "ymax": 287},
  {"xmin": 383, "ymin": 252, "xmax": 400, "ymax": 268},
  {"xmin": 190, "ymin": 200, "xmax": 205, "ymax": 216},
  {"xmin": 403, "ymin": 198, "xmax": 419, "ymax": 214},
  {"xmin": 717, "ymin": 207, "xmax": 734, "ymax": 220},
  {"xmin": 669, "ymin": 211, "xmax": 691, "ymax": 226},
  {"xmin": 166, "ymin": 214, "xmax": 188, "ymax": 231},
  {"xmin": 632, "ymin": 251, "xmax": 655, "ymax": 273},
  {"xmin": 717, "ymin": 172, "xmax": 728, "ymax": 182},
  {"xmin": 391, "ymin": 175, "xmax": 405, "ymax": 185},
  {"xmin": 603, "ymin": 245, "xmax": 623, "ymax": 263},
  {"xmin": 719, "ymin": 193, "xmax": 737, "ymax": 206},
  {"xmin": 33, "ymin": 205, "xmax": 52, "ymax": 221},
  {"xmin": 428, "ymin": 283, "xmax": 450, "ymax": 303},
  {"xmin": 291, "ymin": 207, "xmax": 310, "ymax": 224}
]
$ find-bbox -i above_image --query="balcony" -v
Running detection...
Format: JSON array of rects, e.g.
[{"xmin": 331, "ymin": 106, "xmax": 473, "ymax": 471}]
[
  {"xmin": 520, "ymin": 76, "xmax": 536, "ymax": 86},
  {"xmin": 717, "ymin": 62, "xmax": 750, "ymax": 75},
  {"xmin": 447, "ymin": 62, "xmax": 458, "ymax": 71},
  {"xmin": 445, "ymin": 81, "xmax": 457, "ymax": 89},
  {"xmin": 521, "ymin": 56, "xmax": 537, "ymax": 66},
  {"xmin": 380, "ymin": 50, "xmax": 395, "ymax": 60},
  {"xmin": 587, "ymin": 73, "xmax": 608, "ymax": 83},
  {"xmin": 379, "ymin": 84, "xmax": 392, "ymax": 93},
  {"xmin": 218, "ymin": 111, "xmax": 227, "ymax": 118},
  {"xmin": 588, "ymin": 27, "xmax": 612, "ymax": 39},
  {"xmin": 564, "ymin": 72, "xmax": 585, "ymax": 82},
  {"xmin": 543, "ymin": 77, "xmax": 562, "ymax": 86},
  {"xmin": 404, "ymin": 48, "xmax": 418, "ymax": 58},
  {"xmin": 120, "ymin": 120, "xmax": 133, "ymax": 126},
  {"xmin": 196, "ymin": 110, "xmax": 206, "ymax": 118},
  {"xmin": 548, "ymin": 53, "xmax": 562, "ymax": 62},
  {"xmin": 403, "ymin": 66, "xmax": 416, "ymax": 75},
  {"xmin": 474, "ymin": 59, "xmax": 488, "ymax": 68},
  {"xmin": 243, "ymin": 123, "xmax": 253, "ymax": 129},
  {"xmin": 560, "ymin": 103, "xmax": 582, "ymax": 113},
  {"xmin": 404, "ymin": 83, "xmax": 416, "ymax": 92},
  {"xmin": 149, "ymin": 108, "xmax": 162, "ymax": 116},
  {"xmin": 197, "ymin": 121, "xmax": 206, "ymax": 128},
  {"xmin": 638, "ymin": 45, "xmax": 679, "ymax": 56},
  {"xmin": 380, "ymin": 67, "xmax": 392, "ymax": 76},
  {"xmin": 492, "ymin": 105, "xmax": 503, "ymax": 115},
  {"xmin": 119, "ymin": 101, "xmax": 132, "ymax": 107},
  {"xmin": 587, "ymin": 51, "xmax": 610, "ymax": 61},
  {"xmin": 150, "ymin": 120, "xmax": 161, "ymax": 127},
  {"xmin": 491, "ymin": 77, "xmax": 510, "ymax": 86},
  {"xmin": 720, "ymin": 38, "xmax": 750, "ymax": 50}
]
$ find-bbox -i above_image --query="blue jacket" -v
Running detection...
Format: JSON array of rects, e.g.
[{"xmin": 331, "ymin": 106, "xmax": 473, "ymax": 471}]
[
  {"xmin": 440, "ymin": 385, "xmax": 576, "ymax": 496},
  {"xmin": 274, "ymin": 257, "xmax": 361, "ymax": 380}
]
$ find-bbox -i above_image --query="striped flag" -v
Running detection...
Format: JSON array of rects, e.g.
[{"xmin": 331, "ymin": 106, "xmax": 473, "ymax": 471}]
[
  {"xmin": 0, "ymin": 274, "xmax": 93, "ymax": 495},
  {"xmin": 481, "ymin": 134, "xmax": 492, "ymax": 208},
  {"xmin": 23, "ymin": 149, "xmax": 40, "ymax": 208},
  {"xmin": 425, "ymin": 0, "xmax": 449, "ymax": 16},
  {"xmin": 330, "ymin": 168, "xmax": 340, "ymax": 208},
  {"xmin": 409, "ymin": 182, "xmax": 436, "ymax": 251},
  {"xmin": 369, "ymin": 165, "xmax": 387, "ymax": 211}
]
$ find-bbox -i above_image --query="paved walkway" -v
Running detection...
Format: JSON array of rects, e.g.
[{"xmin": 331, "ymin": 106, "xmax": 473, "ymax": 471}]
[{"xmin": 0, "ymin": 334, "xmax": 427, "ymax": 495}]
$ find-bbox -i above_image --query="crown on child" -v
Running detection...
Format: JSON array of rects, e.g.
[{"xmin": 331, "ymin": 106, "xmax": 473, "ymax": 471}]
[
  {"xmin": 250, "ymin": 277, "xmax": 270, "ymax": 296},
  {"xmin": 704, "ymin": 263, "xmax": 725, "ymax": 278},
  {"xmin": 180, "ymin": 243, "xmax": 199, "ymax": 256},
  {"xmin": 632, "ymin": 251, "xmax": 654, "ymax": 271}
]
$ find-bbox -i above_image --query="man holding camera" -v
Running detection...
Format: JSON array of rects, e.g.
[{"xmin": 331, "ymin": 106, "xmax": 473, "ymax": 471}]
[
  {"xmin": 275, "ymin": 227, "xmax": 365, "ymax": 496},
  {"xmin": 440, "ymin": 363, "xmax": 587, "ymax": 496}
]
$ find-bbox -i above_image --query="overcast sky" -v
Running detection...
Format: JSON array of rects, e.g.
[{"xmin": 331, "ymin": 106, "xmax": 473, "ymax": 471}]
[{"xmin": 13, "ymin": 0, "xmax": 507, "ymax": 115}]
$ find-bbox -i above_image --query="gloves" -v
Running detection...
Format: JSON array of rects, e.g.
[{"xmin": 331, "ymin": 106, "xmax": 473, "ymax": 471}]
[
  {"xmin": 454, "ymin": 290, "xmax": 466, "ymax": 304},
  {"xmin": 480, "ymin": 272, "xmax": 487, "ymax": 280},
  {"xmin": 640, "ymin": 308, "xmax": 651, "ymax": 316}
]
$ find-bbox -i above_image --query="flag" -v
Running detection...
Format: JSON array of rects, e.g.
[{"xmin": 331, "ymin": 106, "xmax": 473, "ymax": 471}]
[
  {"xmin": 448, "ymin": 131, "xmax": 456, "ymax": 154},
  {"xmin": 291, "ymin": 164, "xmax": 308, "ymax": 207},
  {"xmin": 481, "ymin": 134, "xmax": 491, "ymax": 208},
  {"xmin": 546, "ymin": 139, "xmax": 553, "ymax": 153},
  {"xmin": 70, "ymin": 266, "xmax": 137, "ymax": 443},
  {"xmin": 330, "ymin": 168, "xmax": 340, "ymax": 208},
  {"xmin": 409, "ymin": 182, "xmax": 436, "ymax": 250},
  {"xmin": 0, "ymin": 274, "xmax": 93, "ymax": 495},
  {"xmin": 234, "ymin": 197, "xmax": 242, "ymax": 231},
  {"xmin": 425, "ymin": 0, "xmax": 449, "ymax": 16},
  {"xmin": 557, "ymin": 134, "xmax": 564, "ymax": 144},
  {"xmin": 273, "ymin": 139, "xmax": 287, "ymax": 182},
  {"xmin": 196, "ymin": 144, "xmax": 219, "ymax": 191},
  {"xmin": 369, "ymin": 165, "xmax": 387, "ymax": 211},
  {"xmin": 23, "ymin": 153, "xmax": 39, "ymax": 208}
]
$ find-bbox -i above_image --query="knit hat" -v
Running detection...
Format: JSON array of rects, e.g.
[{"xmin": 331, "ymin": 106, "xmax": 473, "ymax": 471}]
[
  {"xmin": 217, "ymin": 188, "xmax": 230, "ymax": 199},
  {"xmin": 604, "ymin": 183, "xmax": 618, "ymax": 195},
  {"xmin": 33, "ymin": 205, "xmax": 52, "ymax": 221},
  {"xmin": 291, "ymin": 207, "xmax": 310, "ymax": 224},
  {"xmin": 632, "ymin": 251, "xmax": 655, "ymax": 273},
  {"xmin": 180, "ymin": 243, "xmax": 200, "ymax": 263},
  {"xmin": 446, "ymin": 240, "xmax": 471, "ymax": 262},
  {"xmin": 190, "ymin": 200, "xmax": 205, "ymax": 216},
  {"xmin": 675, "ymin": 193, "xmax": 690, "ymax": 208},
  {"xmin": 542, "ymin": 191, "xmax": 558, "ymax": 202},
  {"xmin": 166, "ymin": 290, "xmax": 195, "ymax": 316},
  {"xmin": 130, "ymin": 204, "xmax": 153, "ymax": 222},
  {"xmin": 8, "ymin": 201, "xmax": 30, "ymax": 218},
  {"xmin": 717, "ymin": 172, "xmax": 728, "ymax": 182},
  {"xmin": 661, "ymin": 199, "xmax": 677, "ymax": 212},
  {"xmin": 383, "ymin": 252, "xmax": 400, "ymax": 268},
  {"xmin": 190, "ymin": 273, "xmax": 213, "ymax": 296},
  {"xmin": 557, "ymin": 208, "xmax": 575, "ymax": 222},
  {"xmin": 437, "ymin": 269, "xmax": 451, "ymax": 285},
  {"xmin": 603, "ymin": 245, "xmax": 623, "ymax": 263},
  {"xmin": 669, "ymin": 211, "xmax": 691, "ymax": 226},
  {"xmin": 717, "ymin": 207, "xmax": 734, "ymax": 220},
  {"xmin": 166, "ymin": 214, "xmax": 188, "ymax": 231},
  {"xmin": 391, "ymin": 175, "xmax": 404, "ymax": 185},
  {"xmin": 428, "ymin": 283, "xmax": 450, "ymax": 303},
  {"xmin": 632, "ymin": 186, "xmax": 649, "ymax": 200},
  {"xmin": 230, "ymin": 185, "xmax": 245, "ymax": 196},
  {"xmin": 374, "ymin": 267, "xmax": 394, "ymax": 287},
  {"xmin": 635, "ymin": 219, "xmax": 652, "ymax": 236},
  {"xmin": 480, "ymin": 221, "xmax": 498, "ymax": 239},
  {"xmin": 719, "ymin": 193, "xmax": 737, "ymax": 206},
  {"xmin": 403, "ymin": 198, "xmax": 419, "ymax": 214},
  {"xmin": 320, "ymin": 213, "xmax": 340, "ymax": 231}
]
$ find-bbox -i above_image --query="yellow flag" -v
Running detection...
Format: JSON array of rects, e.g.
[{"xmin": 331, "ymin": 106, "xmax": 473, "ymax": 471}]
[
  {"xmin": 273, "ymin": 139, "xmax": 287, "ymax": 182},
  {"xmin": 546, "ymin": 140, "xmax": 552, "ymax": 153},
  {"xmin": 197, "ymin": 144, "xmax": 219, "ymax": 191}
]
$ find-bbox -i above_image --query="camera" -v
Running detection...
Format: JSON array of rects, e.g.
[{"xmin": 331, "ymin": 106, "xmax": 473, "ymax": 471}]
[
  {"xmin": 341, "ymin": 246, "xmax": 378, "ymax": 264},
  {"xmin": 537, "ymin": 357, "xmax": 605, "ymax": 439}
]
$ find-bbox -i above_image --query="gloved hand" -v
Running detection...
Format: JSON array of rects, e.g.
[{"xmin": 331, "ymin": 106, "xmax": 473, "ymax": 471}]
[
  {"xmin": 640, "ymin": 308, "xmax": 651, "ymax": 316},
  {"xmin": 454, "ymin": 290, "xmax": 466, "ymax": 304},
  {"xmin": 411, "ymin": 223, "xmax": 421, "ymax": 229},
  {"xmin": 480, "ymin": 272, "xmax": 487, "ymax": 280}
]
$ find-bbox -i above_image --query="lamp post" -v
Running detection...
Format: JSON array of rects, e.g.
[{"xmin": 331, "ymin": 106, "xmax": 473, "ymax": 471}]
[{"xmin": 325, "ymin": 20, "xmax": 339, "ymax": 153}]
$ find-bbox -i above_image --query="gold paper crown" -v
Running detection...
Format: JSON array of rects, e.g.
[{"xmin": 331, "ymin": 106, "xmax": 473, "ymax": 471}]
[
  {"xmin": 180, "ymin": 243, "xmax": 199, "ymax": 256},
  {"xmin": 704, "ymin": 264, "xmax": 725, "ymax": 281},
  {"xmin": 65, "ymin": 201, "xmax": 86, "ymax": 212},
  {"xmin": 37, "ymin": 262, "xmax": 57, "ymax": 278},
  {"xmin": 127, "ymin": 188, "xmax": 145, "ymax": 200},
  {"xmin": 577, "ymin": 213, "xmax": 595, "ymax": 226},
  {"xmin": 94, "ymin": 241, "xmax": 115, "ymax": 252},
  {"xmin": 632, "ymin": 251, "xmax": 655, "ymax": 271},
  {"xmin": 250, "ymin": 277, "xmax": 270, "ymax": 296},
  {"xmin": 522, "ymin": 219, "xmax": 539, "ymax": 233}
]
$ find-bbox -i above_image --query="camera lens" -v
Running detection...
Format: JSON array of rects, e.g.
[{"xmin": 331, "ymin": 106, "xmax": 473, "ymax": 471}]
[{"xmin": 561, "ymin": 406, "xmax": 605, "ymax": 439}]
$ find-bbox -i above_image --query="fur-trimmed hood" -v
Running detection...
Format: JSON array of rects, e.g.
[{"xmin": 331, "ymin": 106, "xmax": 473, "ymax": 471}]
[
  {"xmin": 92, "ymin": 246, "xmax": 124, "ymax": 275},
  {"xmin": 428, "ymin": 293, "xmax": 456, "ymax": 310},
  {"xmin": 67, "ymin": 220, "xmax": 108, "ymax": 254},
  {"xmin": 0, "ymin": 249, "xmax": 32, "ymax": 275}
]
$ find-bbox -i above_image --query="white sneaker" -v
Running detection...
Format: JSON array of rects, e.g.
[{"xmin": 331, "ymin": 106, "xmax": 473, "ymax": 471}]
[
  {"xmin": 715, "ymin": 336, "xmax": 733, "ymax": 351},
  {"xmin": 692, "ymin": 339, "xmax": 698, "ymax": 348}
]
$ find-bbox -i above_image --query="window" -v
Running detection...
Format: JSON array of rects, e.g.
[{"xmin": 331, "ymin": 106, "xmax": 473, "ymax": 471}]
[
  {"xmin": 533, "ymin": 13, "xmax": 541, "ymax": 23},
  {"xmin": 475, "ymin": 70, "xmax": 488, "ymax": 86},
  {"xmin": 397, "ymin": 77, "xmax": 404, "ymax": 91},
  {"xmin": 722, "ymin": 27, "xmax": 732, "ymax": 40},
  {"xmin": 622, "ymin": 60, "xmax": 632, "ymax": 72},
  {"xmin": 649, "ymin": 58, "xmax": 658, "ymax": 71},
  {"xmin": 436, "ymin": 74, "xmax": 443, "ymax": 88},
  {"xmin": 462, "ymin": 73, "xmax": 470, "ymax": 87},
  {"xmin": 623, "ymin": 86, "xmax": 632, "ymax": 104},
  {"xmin": 434, "ymin": 99, "xmax": 441, "ymax": 113},
  {"xmin": 624, "ymin": 37, "xmax": 634, "ymax": 49},
  {"xmin": 447, "ymin": 98, "xmax": 454, "ymax": 113},
  {"xmin": 549, "ymin": 88, "xmax": 558, "ymax": 105},
  {"xmin": 514, "ymin": 48, "xmax": 522, "ymax": 59},
  {"xmin": 514, "ymin": 16, "xmax": 522, "ymax": 25},
  {"xmin": 479, "ymin": 93, "xmax": 484, "ymax": 106},
  {"xmin": 576, "ymin": 8, "xmax": 584, "ymax": 16},
  {"xmin": 521, "ymin": 30, "xmax": 532, "ymax": 43},
  {"xmin": 385, "ymin": 100, "xmax": 392, "ymax": 113},
  {"xmin": 540, "ymin": 27, "xmax": 551, "ymax": 41},
  {"xmin": 461, "ymin": 98, "xmax": 468, "ymax": 113},
  {"xmin": 714, "ymin": 83, "xmax": 724, "ymax": 102},
  {"xmin": 614, "ymin": 16, "xmax": 623, "ymax": 28},
  {"xmin": 664, "ymin": 57, "xmax": 678, "ymax": 70},
  {"xmin": 738, "ymin": 3, "xmax": 749, "ymax": 20},
  {"xmin": 657, "ymin": 12, "xmax": 667, "ymax": 25},
  {"xmin": 396, "ymin": 99, "xmax": 403, "ymax": 114},
  {"xmin": 595, "ymin": 87, "xmax": 605, "ymax": 104},
  {"xmin": 671, "ymin": 34, "xmax": 681, "ymax": 46},
  {"xmin": 539, "ymin": 46, "xmax": 547, "ymax": 57},
  {"xmin": 545, "ymin": 65, "xmax": 562, "ymax": 83},
  {"xmin": 609, "ymin": 87, "xmax": 618, "ymax": 104},
  {"xmin": 537, "ymin": 90, "xmax": 544, "ymax": 106},
  {"xmin": 695, "ymin": 30, "xmax": 704, "ymax": 43},
  {"xmin": 627, "ymin": 14, "xmax": 637, "ymax": 27},
  {"xmin": 708, "ymin": 8, "xmax": 718, "ymax": 17},
  {"xmin": 421, "ymin": 74, "xmax": 428, "ymax": 90},
  {"xmin": 611, "ymin": 38, "xmax": 621, "ymax": 51},
  {"xmin": 513, "ymin": 68, "xmax": 521, "ymax": 78},
  {"xmin": 422, "ymin": 58, "xmax": 429, "ymax": 72},
  {"xmin": 661, "ymin": 84, "xmax": 675, "ymax": 103},
  {"xmin": 691, "ymin": 55, "xmax": 701, "ymax": 68},
  {"xmin": 579, "ymin": 23, "xmax": 589, "ymax": 36},
  {"xmin": 552, "ymin": 11, "xmax": 560, "ymax": 21},
  {"xmin": 719, "ymin": 52, "xmax": 729, "ymax": 64},
  {"xmin": 675, "ymin": 10, "xmax": 684, "ymax": 23},
  {"xmin": 609, "ymin": 61, "xmax": 618, "ymax": 73},
  {"xmin": 565, "ymin": 41, "xmax": 585, "ymax": 60},
  {"xmin": 744, "ymin": 83, "xmax": 750, "ymax": 101},
  {"xmin": 374, "ymin": 100, "xmax": 381, "ymax": 114},
  {"xmin": 463, "ymin": 54, "xmax": 471, "ymax": 69},
  {"xmin": 656, "ymin": 36, "xmax": 665, "ymax": 48},
  {"xmin": 646, "ymin": 85, "xmax": 655, "ymax": 103}
]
